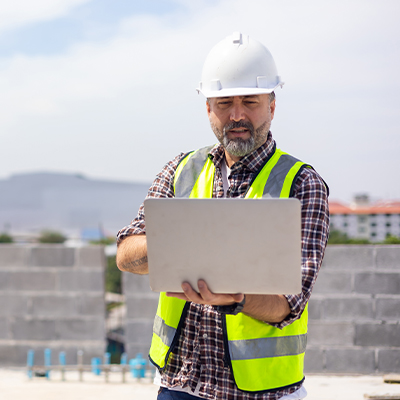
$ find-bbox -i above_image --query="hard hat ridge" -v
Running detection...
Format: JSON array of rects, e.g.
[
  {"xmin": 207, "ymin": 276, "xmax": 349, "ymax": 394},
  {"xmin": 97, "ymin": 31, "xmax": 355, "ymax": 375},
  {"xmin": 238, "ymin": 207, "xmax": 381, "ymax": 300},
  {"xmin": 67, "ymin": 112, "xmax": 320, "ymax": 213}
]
[{"xmin": 197, "ymin": 32, "xmax": 284, "ymax": 98}]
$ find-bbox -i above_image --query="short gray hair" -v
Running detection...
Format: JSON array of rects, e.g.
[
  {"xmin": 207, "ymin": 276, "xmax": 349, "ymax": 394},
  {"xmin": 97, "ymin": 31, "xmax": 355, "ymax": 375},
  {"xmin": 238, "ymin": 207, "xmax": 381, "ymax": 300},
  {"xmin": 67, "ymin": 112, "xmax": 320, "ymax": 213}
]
[{"xmin": 269, "ymin": 91, "xmax": 275, "ymax": 102}]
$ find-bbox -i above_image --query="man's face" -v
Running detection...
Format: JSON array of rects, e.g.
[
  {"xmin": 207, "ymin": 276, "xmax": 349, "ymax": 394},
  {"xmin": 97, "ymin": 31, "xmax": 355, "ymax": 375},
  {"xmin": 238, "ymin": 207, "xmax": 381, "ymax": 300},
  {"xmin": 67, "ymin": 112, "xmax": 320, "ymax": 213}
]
[{"xmin": 206, "ymin": 94, "xmax": 276, "ymax": 160}]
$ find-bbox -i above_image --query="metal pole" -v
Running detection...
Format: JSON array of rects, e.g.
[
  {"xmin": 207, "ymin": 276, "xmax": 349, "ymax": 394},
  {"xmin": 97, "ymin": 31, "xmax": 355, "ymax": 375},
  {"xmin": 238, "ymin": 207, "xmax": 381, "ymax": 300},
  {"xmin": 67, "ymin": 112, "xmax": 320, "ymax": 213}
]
[
  {"xmin": 104, "ymin": 352, "xmax": 111, "ymax": 383},
  {"xmin": 120, "ymin": 352, "xmax": 127, "ymax": 383},
  {"xmin": 27, "ymin": 350, "xmax": 34, "ymax": 379},
  {"xmin": 59, "ymin": 352, "xmax": 66, "ymax": 381},
  {"xmin": 77, "ymin": 350, "xmax": 84, "ymax": 382},
  {"xmin": 44, "ymin": 349, "xmax": 52, "ymax": 380}
]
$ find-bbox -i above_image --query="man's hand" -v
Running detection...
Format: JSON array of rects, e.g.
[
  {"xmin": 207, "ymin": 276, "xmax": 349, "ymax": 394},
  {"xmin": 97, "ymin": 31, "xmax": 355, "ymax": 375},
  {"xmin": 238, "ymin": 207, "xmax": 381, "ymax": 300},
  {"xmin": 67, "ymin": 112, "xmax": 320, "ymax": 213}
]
[
  {"xmin": 167, "ymin": 279, "xmax": 291, "ymax": 324},
  {"xmin": 166, "ymin": 279, "xmax": 244, "ymax": 306}
]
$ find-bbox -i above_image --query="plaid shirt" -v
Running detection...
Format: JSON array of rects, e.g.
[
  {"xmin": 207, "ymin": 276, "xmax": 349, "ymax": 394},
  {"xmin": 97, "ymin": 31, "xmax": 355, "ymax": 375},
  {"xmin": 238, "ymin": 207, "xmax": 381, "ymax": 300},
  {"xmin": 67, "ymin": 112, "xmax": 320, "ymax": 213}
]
[{"xmin": 117, "ymin": 132, "xmax": 330, "ymax": 400}]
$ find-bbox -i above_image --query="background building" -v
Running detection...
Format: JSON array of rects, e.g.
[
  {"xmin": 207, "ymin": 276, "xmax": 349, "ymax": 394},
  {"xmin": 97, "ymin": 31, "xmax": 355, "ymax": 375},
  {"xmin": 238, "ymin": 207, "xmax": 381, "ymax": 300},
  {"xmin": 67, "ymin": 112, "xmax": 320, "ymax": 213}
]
[{"xmin": 329, "ymin": 195, "xmax": 400, "ymax": 242}]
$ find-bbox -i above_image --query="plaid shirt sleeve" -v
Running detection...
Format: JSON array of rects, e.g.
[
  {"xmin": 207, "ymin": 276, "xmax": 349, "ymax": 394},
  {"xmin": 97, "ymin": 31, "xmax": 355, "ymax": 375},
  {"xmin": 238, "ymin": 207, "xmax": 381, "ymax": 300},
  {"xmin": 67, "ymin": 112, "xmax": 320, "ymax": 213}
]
[
  {"xmin": 270, "ymin": 167, "xmax": 330, "ymax": 329},
  {"xmin": 116, "ymin": 152, "xmax": 187, "ymax": 243}
]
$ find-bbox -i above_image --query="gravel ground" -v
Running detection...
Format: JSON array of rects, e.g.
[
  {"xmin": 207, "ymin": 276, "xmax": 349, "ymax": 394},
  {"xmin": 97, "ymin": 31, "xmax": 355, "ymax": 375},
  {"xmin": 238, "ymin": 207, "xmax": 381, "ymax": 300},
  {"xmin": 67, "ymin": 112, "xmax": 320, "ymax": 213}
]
[{"xmin": 1, "ymin": 369, "xmax": 399, "ymax": 400}]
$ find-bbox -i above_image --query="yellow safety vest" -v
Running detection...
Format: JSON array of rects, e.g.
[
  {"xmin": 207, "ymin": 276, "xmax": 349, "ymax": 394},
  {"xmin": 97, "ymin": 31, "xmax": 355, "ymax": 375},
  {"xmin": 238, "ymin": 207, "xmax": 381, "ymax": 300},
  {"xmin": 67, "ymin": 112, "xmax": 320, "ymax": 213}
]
[{"xmin": 149, "ymin": 145, "xmax": 310, "ymax": 393}]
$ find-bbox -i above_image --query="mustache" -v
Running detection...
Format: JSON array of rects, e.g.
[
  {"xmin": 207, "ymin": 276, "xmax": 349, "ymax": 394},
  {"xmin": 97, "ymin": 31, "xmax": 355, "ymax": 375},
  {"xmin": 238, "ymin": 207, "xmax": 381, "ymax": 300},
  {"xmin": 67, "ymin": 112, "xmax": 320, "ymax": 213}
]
[{"xmin": 223, "ymin": 120, "xmax": 254, "ymax": 134}]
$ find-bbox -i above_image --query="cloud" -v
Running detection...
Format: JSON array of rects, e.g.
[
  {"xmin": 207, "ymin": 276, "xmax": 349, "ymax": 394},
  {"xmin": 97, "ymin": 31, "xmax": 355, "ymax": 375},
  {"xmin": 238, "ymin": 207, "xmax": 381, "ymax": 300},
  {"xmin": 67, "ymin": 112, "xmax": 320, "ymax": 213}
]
[{"xmin": 0, "ymin": 0, "xmax": 92, "ymax": 32}]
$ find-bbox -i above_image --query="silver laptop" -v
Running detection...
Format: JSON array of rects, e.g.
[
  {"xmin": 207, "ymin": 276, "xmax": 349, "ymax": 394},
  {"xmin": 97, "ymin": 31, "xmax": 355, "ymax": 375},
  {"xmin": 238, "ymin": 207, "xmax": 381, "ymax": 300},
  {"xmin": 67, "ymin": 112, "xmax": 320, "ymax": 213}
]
[{"xmin": 144, "ymin": 198, "xmax": 302, "ymax": 295}]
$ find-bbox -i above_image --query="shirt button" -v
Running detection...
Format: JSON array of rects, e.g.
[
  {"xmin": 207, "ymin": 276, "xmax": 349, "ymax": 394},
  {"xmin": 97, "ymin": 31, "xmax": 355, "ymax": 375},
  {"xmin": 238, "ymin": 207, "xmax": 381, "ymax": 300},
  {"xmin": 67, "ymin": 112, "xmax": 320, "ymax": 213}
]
[{"xmin": 203, "ymin": 334, "xmax": 208, "ymax": 339}]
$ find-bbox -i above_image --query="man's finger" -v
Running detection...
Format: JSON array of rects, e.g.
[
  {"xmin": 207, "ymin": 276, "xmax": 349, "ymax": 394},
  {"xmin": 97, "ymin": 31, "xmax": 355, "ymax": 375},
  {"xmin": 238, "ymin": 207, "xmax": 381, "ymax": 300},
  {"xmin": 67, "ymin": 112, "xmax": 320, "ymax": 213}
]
[
  {"xmin": 166, "ymin": 292, "xmax": 189, "ymax": 301},
  {"xmin": 197, "ymin": 280, "xmax": 214, "ymax": 302},
  {"xmin": 181, "ymin": 282, "xmax": 204, "ymax": 303}
]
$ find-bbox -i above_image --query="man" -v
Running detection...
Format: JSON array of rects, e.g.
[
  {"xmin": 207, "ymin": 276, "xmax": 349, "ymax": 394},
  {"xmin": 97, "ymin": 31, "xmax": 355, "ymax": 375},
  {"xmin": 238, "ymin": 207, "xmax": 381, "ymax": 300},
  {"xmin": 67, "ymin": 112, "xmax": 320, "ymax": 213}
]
[{"xmin": 117, "ymin": 32, "xmax": 329, "ymax": 400}]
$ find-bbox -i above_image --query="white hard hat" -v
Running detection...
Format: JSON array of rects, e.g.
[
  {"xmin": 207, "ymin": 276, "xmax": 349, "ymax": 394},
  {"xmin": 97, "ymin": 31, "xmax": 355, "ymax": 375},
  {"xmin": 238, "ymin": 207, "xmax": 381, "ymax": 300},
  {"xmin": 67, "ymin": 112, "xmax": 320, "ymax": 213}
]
[{"xmin": 197, "ymin": 32, "xmax": 284, "ymax": 98}]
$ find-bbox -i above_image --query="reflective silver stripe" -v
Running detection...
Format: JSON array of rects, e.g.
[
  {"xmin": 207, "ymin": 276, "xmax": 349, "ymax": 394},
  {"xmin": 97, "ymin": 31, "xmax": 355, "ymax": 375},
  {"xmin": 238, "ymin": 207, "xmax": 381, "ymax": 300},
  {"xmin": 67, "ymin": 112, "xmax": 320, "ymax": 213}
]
[
  {"xmin": 262, "ymin": 154, "xmax": 300, "ymax": 198},
  {"xmin": 175, "ymin": 146, "xmax": 214, "ymax": 198},
  {"xmin": 229, "ymin": 334, "xmax": 307, "ymax": 360},
  {"xmin": 153, "ymin": 315, "xmax": 177, "ymax": 347}
]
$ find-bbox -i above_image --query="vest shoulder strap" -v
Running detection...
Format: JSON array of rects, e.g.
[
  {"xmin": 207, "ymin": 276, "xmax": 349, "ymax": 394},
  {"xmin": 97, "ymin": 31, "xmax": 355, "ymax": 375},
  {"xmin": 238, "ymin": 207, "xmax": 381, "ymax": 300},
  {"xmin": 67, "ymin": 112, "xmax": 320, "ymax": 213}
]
[{"xmin": 174, "ymin": 145, "xmax": 215, "ymax": 198}]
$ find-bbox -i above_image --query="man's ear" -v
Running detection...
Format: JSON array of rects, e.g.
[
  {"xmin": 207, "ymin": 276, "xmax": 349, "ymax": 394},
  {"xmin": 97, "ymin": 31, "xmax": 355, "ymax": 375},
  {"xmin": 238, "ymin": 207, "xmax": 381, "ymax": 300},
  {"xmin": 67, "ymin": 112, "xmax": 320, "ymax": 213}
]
[
  {"xmin": 206, "ymin": 100, "xmax": 211, "ymax": 117},
  {"xmin": 270, "ymin": 99, "xmax": 276, "ymax": 120}
]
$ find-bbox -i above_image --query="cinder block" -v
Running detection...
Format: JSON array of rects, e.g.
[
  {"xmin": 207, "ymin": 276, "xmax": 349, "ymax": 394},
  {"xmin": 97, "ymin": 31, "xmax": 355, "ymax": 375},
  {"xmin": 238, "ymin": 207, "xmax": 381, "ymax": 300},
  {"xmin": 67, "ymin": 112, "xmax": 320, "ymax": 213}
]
[
  {"xmin": 307, "ymin": 322, "xmax": 355, "ymax": 346},
  {"xmin": 76, "ymin": 246, "xmax": 106, "ymax": 268},
  {"xmin": 0, "ymin": 294, "xmax": 28, "ymax": 317},
  {"xmin": 325, "ymin": 348, "xmax": 375, "ymax": 373},
  {"xmin": 0, "ymin": 344, "xmax": 31, "ymax": 366},
  {"xmin": 8, "ymin": 271, "xmax": 56, "ymax": 291},
  {"xmin": 304, "ymin": 347, "xmax": 324, "ymax": 373},
  {"xmin": 30, "ymin": 246, "xmax": 75, "ymax": 267},
  {"xmin": 0, "ymin": 244, "xmax": 109, "ymax": 367},
  {"xmin": 354, "ymin": 273, "xmax": 400, "ymax": 295},
  {"xmin": 123, "ymin": 273, "xmax": 153, "ymax": 294},
  {"xmin": 55, "ymin": 318, "xmax": 105, "ymax": 340},
  {"xmin": 378, "ymin": 349, "xmax": 400, "ymax": 373},
  {"xmin": 308, "ymin": 298, "xmax": 322, "ymax": 320},
  {"xmin": 10, "ymin": 318, "xmax": 56, "ymax": 340},
  {"xmin": 355, "ymin": 322, "xmax": 400, "ymax": 347},
  {"xmin": 312, "ymin": 271, "xmax": 352, "ymax": 294},
  {"xmin": 376, "ymin": 298, "xmax": 400, "ymax": 320},
  {"xmin": 78, "ymin": 294, "xmax": 105, "ymax": 316},
  {"xmin": 57, "ymin": 270, "xmax": 104, "ymax": 292},
  {"xmin": 126, "ymin": 296, "xmax": 158, "ymax": 319},
  {"xmin": 322, "ymin": 246, "xmax": 375, "ymax": 269},
  {"xmin": 31, "ymin": 295, "xmax": 78, "ymax": 317},
  {"xmin": 0, "ymin": 317, "xmax": 9, "ymax": 339},
  {"xmin": 0, "ymin": 245, "xmax": 28, "ymax": 267},
  {"xmin": 322, "ymin": 298, "xmax": 373, "ymax": 320},
  {"xmin": 125, "ymin": 320, "xmax": 153, "ymax": 347},
  {"xmin": 125, "ymin": 344, "xmax": 152, "ymax": 361},
  {"xmin": 376, "ymin": 246, "xmax": 400, "ymax": 270}
]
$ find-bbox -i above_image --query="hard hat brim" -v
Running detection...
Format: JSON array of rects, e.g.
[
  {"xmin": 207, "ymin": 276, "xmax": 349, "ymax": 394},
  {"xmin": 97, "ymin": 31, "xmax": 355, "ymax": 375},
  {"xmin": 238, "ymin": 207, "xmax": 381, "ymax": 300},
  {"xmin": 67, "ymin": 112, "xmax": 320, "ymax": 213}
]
[{"xmin": 196, "ymin": 82, "xmax": 284, "ymax": 98}]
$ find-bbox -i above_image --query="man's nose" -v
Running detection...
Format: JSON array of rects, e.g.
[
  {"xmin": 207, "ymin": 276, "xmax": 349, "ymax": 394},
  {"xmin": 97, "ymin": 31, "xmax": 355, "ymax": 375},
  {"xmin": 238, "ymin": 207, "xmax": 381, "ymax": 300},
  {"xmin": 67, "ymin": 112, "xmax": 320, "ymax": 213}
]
[{"xmin": 230, "ymin": 104, "xmax": 245, "ymax": 122}]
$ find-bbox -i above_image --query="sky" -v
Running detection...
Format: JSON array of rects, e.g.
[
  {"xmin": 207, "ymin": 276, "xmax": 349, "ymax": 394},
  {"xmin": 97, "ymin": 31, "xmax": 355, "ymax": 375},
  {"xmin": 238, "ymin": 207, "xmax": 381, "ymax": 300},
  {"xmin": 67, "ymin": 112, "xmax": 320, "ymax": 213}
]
[{"xmin": 1, "ymin": 0, "xmax": 399, "ymax": 202}]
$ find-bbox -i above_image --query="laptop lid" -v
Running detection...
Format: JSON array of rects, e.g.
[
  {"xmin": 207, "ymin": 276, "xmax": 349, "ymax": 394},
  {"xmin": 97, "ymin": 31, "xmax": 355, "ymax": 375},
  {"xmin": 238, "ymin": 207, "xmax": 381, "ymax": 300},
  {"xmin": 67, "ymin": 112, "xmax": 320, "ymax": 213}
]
[{"xmin": 144, "ymin": 198, "xmax": 302, "ymax": 295}]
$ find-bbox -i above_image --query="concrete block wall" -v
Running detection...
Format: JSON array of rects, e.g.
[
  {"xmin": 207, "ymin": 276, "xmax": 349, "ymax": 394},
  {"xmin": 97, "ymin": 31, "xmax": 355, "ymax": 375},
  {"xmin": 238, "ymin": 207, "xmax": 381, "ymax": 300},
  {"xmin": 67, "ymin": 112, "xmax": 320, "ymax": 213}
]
[
  {"xmin": 0, "ymin": 245, "xmax": 106, "ymax": 366},
  {"xmin": 306, "ymin": 245, "xmax": 400, "ymax": 374},
  {"xmin": 122, "ymin": 272, "xmax": 159, "ymax": 359},
  {"xmin": 121, "ymin": 245, "xmax": 400, "ymax": 374}
]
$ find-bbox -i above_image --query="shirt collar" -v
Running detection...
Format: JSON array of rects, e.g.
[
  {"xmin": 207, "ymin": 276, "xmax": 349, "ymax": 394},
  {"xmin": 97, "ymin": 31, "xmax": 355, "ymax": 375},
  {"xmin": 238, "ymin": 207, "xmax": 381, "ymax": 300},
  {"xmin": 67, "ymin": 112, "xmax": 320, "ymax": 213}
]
[{"xmin": 208, "ymin": 131, "xmax": 276, "ymax": 173}]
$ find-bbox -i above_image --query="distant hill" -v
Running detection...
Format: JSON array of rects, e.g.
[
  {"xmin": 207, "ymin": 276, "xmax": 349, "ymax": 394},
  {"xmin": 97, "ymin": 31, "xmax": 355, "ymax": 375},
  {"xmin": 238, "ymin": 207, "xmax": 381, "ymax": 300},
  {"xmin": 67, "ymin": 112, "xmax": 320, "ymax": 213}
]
[{"xmin": 0, "ymin": 172, "xmax": 150, "ymax": 238}]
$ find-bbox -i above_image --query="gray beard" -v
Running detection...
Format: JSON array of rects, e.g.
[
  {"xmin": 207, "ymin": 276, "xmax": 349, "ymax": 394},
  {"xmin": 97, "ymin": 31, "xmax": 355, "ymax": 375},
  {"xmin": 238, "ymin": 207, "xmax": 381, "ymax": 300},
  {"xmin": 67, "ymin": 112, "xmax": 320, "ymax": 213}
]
[
  {"xmin": 212, "ymin": 120, "xmax": 270, "ymax": 158},
  {"xmin": 222, "ymin": 133, "xmax": 256, "ymax": 157}
]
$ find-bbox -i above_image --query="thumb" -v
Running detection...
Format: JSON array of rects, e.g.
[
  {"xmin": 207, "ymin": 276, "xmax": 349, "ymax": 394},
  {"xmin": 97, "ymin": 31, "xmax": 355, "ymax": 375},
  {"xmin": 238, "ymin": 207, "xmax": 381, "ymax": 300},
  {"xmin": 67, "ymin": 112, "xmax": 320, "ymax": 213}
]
[{"xmin": 232, "ymin": 293, "xmax": 245, "ymax": 303}]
